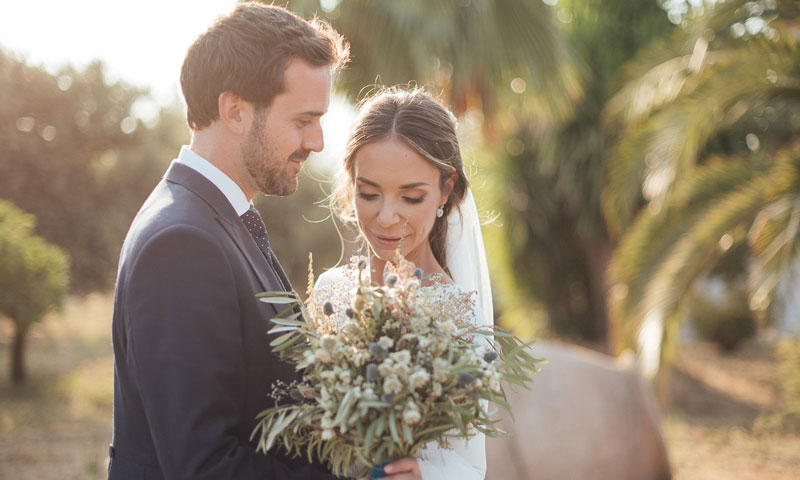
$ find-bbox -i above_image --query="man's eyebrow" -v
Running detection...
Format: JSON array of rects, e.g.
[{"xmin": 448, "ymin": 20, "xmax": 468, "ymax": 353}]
[{"xmin": 297, "ymin": 110, "xmax": 326, "ymax": 117}]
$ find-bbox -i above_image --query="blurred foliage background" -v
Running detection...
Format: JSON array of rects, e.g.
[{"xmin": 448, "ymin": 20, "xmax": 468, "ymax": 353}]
[{"xmin": 1, "ymin": 0, "xmax": 800, "ymax": 442}]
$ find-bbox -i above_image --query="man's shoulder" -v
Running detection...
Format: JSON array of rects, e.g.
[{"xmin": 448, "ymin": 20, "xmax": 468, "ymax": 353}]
[{"xmin": 122, "ymin": 180, "xmax": 228, "ymax": 260}]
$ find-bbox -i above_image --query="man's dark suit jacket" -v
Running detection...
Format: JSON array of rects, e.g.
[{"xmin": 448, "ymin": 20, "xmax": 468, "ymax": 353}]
[{"xmin": 108, "ymin": 162, "xmax": 335, "ymax": 480}]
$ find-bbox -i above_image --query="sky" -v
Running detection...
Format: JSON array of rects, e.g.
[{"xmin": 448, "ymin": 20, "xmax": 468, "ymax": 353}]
[{"xmin": 0, "ymin": 0, "xmax": 355, "ymax": 170}]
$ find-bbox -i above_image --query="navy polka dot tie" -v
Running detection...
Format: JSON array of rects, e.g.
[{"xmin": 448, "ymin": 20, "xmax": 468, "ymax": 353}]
[
  {"xmin": 240, "ymin": 206, "xmax": 275, "ymax": 267},
  {"xmin": 240, "ymin": 206, "xmax": 292, "ymax": 292}
]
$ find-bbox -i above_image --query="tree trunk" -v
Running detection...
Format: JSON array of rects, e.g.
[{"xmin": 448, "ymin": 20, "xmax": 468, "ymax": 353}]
[
  {"xmin": 582, "ymin": 236, "xmax": 613, "ymax": 352},
  {"xmin": 11, "ymin": 321, "xmax": 29, "ymax": 385}
]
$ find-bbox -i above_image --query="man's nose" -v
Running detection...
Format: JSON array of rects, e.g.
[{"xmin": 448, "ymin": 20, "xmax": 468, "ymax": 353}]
[{"xmin": 303, "ymin": 122, "xmax": 324, "ymax": 153}]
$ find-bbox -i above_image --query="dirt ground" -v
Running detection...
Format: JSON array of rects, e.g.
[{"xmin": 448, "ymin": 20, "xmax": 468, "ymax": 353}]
[
  {"xmin": 1, "ymin": 294, "xmax": 799, "ymax": 479},
  {"xmin": 663, "ymin": 339, "xmax": 800, "ymax": 479}
]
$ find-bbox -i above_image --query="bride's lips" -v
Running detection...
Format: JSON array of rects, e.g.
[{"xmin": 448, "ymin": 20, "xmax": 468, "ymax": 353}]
[{"xmin": 373, "ymin": 234, "xmax": 404, "ymax": 248}]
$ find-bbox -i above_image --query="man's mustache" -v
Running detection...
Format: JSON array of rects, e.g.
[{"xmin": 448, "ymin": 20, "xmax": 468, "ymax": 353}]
[{"xmin": 290, "ymin": 150, "xmax": 310, "ymax": 162}]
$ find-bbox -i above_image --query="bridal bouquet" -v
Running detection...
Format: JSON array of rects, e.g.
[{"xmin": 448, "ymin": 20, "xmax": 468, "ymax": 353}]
[{"xmin": 252, "ymin": 256, "xmax": 541, "ymax": 478}]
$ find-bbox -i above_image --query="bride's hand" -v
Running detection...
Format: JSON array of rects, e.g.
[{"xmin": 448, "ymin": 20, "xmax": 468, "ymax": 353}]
[{"xmin": 358, "ymin": 457, "xmax": 422, "ymax": 480}]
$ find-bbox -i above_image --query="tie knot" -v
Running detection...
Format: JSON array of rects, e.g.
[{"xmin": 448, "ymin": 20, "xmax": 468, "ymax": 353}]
[{"xmin": 240, "ymin": 206, "xmax": 267, "ymax": 239}]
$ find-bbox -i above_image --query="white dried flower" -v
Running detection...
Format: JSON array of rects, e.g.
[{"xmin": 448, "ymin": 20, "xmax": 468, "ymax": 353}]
[
  {"xmin": 403, "ymin": 409, "xmax": 421, "ymax": 424},
  {"xmin": 378, "ymin": 336, "xmax": 394, "ymax": 350},
  {"xmin": 338, "ymin": 370, "xmax": 352, "ymax": 384},
  {"xmin": 432, "ymin": 382, "xmax": 443, "ymax": 397},
  {"xmin": 321, "ymin": 429, "xmax": 335, "ymax": 440},
  {"xmin": 383, "ymin": 374, "xmax": 403, "ymax": 395},
  {"xmin": 320, "ymin": 334, "xmax": 337, "ymax": 351},
  {"xmin": 378, "ymin": 360, "xmax": 394, "ymax": 377},
  {"xmin": 440, "ymin": 320, "xmax": 456, "ymax": 333},
  {"xmin": 433, "ymin": 358, "xmax": 450, "ymax": 380},
  {"xmin": 410, "ymin": 316, "xmax": 430, "ymax": 333},
  {"xmin": 390, "ymin": 350, "xmax": 411, "ymax": 365},
  {"xmin": 409, "ymin": 370, "xmax": 430, "ymax": 389},
  {"xmin": 343, "ymin": 320, "xmax": 360, "ymax": 337},
  {"xmin": 392, "ymin": 362, "xmax": 410, "ymax": 378},
  {"xmin": 321, "ymin": 415, "xmax": 335, "ymax": 429},
  {"xmin": 316, "ymin": 349, "xmax": 332, "ymax": 364}
]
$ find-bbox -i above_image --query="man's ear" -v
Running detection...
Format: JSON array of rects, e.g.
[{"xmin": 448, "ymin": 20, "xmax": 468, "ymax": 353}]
[{"xmin": 217, "ymin": 91, "xmax": 251, "ymax": 136}]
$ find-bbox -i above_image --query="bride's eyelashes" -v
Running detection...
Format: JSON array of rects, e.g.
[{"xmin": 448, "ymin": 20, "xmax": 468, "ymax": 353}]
[
  {"xmin": 356, "ymin": 192, "xmax": 426, "ymax": 204},
  {"xmin": 357, "ymin": 192, "xmax": 378, "ymax": 201},
  {"xmin": 403, "ymin": 195, "xmax": 425, "ymax": 204}
]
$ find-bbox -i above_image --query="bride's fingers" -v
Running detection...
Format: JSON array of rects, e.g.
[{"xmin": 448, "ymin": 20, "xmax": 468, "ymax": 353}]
[
  {"xmin": 385, "ymin": 473, "xmax": 421, "ymax": 480},
  {"xmin": 383, "ymin": 457, "xmax": 420, "ymax": 476}
]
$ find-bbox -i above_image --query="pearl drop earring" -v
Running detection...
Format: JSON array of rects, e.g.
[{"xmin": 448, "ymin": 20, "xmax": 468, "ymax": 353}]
[{"xmin": 436, "ymin": 205, "xmax": 445, "ymax": 218}]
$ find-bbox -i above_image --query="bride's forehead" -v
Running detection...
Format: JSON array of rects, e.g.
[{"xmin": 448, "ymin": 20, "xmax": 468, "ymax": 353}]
[{"xmin": 353, "ymin": 139, "xmax": 439, "ymax": 182}]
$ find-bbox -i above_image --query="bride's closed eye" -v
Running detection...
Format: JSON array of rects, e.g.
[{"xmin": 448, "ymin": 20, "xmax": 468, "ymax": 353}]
[
  {"xmin": 357, "ymin": 192, "xmax": 379, "ymax": 200},
  {"xmin": 403, "ymin": 195, "xmax": 425, "ymax": 204}
]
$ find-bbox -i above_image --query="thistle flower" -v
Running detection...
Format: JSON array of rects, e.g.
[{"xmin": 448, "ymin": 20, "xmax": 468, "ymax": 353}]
[
  {"xmin": 380, "ymin": 393, "xmax": 395, "ymax": 404},
  {"xmin": 323, "ymin": 301, "xmax": 334, "ymax": 316},
  {"xmin": 386, "ymin": 274, "xmax": 398, "ymax": 287},
  {"xmin": 366, "ymin": 363, "xmax": 381, "ymax": 383},
  {"xmin": 413, "ymin": 268, "xmax": 423, "ymax": 280},
  {"xmin": 289, "ymin": 389, "xmax": 303, "ymax": 401},
  {"xmin": 345, "ymin": 308, "xmax": 355, "ymax": 318},
  {"xmin": 369, "ymin": 342, "xmax": 388, "ymax": 361},
  {"xmin": 483, "ymin": 351, "xmax": 499, "ymax": 363},
  {"xmin": 457, "ymin": 372, "xmax": 476, "ymax": 386},
  {"xmin": 357, "ymin": 257, "xmax": 368, "ymax": 270}
]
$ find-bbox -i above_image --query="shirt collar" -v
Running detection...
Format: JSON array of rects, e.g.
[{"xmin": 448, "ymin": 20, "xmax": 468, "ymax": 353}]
[{"xmin": 175, "ymin": 146, "xmax": 251, "ymax": 216}]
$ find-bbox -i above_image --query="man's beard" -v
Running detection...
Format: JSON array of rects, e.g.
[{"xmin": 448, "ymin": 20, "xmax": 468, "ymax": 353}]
[{"xmin": 242, "ymin": 113, "xmax": 309, "ymax": 197}]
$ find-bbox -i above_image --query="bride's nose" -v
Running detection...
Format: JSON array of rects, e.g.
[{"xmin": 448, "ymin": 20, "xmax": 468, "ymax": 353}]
[{"xmin": 376, "ymin": 199, "xmax": 402, "ymax": 228}]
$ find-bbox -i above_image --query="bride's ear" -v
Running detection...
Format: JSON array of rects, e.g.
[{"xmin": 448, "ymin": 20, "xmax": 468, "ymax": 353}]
[{"xmin": 441, "ymin": 172, "xmax": 458, "ymax": 204}]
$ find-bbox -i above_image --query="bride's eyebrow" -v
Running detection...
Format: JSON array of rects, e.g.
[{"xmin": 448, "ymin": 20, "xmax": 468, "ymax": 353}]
[{"xmin": 356, "ymin": 177, "xmax": 429, "ymax": 189}]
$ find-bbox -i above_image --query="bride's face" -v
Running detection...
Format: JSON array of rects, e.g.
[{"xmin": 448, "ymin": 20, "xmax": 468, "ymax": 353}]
[{"xmin": 352, "ymin": 139, "xmax": 449, "ymax": 264}]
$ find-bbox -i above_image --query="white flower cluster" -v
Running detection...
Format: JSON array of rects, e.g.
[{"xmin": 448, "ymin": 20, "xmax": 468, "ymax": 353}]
[
  {"xmin": 253, "ymin": 256, "xmax": 541, "ymax": 478},
  {"xmin": 298, "ymin": 258, "xmax": 503, "ymax": 443}
]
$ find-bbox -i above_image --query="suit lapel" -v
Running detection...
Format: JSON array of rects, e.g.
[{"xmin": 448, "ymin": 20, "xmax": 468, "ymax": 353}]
[{"xmin": 163, "ymin": 163, "xmax": 285, "ymax": 295}]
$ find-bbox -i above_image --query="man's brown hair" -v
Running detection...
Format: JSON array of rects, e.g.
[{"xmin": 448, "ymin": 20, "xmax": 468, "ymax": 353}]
[{"xmin": 180, "ymin": 2, "xmax": 349, "ymax": 130}]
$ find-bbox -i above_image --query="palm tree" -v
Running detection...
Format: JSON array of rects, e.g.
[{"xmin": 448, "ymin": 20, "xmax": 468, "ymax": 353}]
[
  {"xmin": 288, "ymin": 0, "xmax": 580, "ymax": 124},
  {"xmin": 491, "ymin": 0, "xmax": 675, "ymax": 345},
  {"xmin": 604, "ymin": 0, "xmax": 800, "ymax": 377}
]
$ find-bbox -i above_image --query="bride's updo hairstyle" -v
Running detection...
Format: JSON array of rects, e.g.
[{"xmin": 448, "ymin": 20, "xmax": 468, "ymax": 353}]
[{"xmin": 332, "ymin": 87, "xmax": 469, "ymax": 272}]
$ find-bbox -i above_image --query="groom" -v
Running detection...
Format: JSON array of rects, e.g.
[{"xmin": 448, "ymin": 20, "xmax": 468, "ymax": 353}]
[{"xmin": 108, "ymin": 3, "xmax": 348, "ymax": 479}]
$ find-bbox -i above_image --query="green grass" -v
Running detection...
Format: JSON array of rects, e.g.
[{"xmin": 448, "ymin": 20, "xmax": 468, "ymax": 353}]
[
  {"xmin": 0, "ymin": 293, "xmax": 114, "ymax": 480},
  {"xmin": 1, "ymin": 294, "xmax": 798, "ymax": 479}
]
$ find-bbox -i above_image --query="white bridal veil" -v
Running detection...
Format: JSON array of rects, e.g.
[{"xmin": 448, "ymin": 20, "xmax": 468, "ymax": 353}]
[{"xmin": 445, "ymin": 188, "xmax": 494, "ymax": 328}]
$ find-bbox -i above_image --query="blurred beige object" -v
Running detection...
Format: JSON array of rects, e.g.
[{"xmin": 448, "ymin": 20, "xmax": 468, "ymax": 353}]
[{"xmin": 486, "ymin": 340, "xmax": 671, "ymax": 480}]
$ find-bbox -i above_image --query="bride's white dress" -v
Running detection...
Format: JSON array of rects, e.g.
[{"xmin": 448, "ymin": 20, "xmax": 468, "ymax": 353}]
[{"xmin": 314, "ymin": 265, "xmax": 487, "ymax": 480}]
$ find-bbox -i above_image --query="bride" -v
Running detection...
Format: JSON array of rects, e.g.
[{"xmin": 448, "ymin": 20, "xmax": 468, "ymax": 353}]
[{"xmin": 315, "ymin": 88, "xmax": 493, "ymax": 479}]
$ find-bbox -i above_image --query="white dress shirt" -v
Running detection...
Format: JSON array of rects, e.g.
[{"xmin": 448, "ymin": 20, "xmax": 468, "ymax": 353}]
[{"xmin": 175, "ymin": 146, "xmax": 251, "ymax": 216}]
